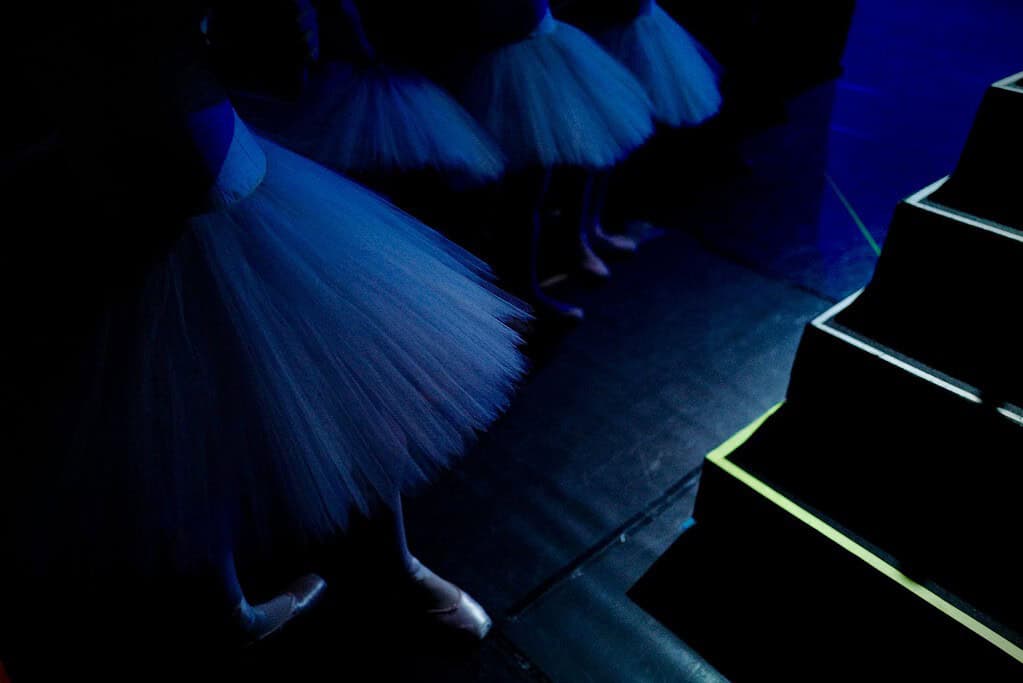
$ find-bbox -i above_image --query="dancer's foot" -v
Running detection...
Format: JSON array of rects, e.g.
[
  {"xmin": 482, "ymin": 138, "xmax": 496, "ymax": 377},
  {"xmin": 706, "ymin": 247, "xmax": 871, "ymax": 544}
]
[
  {"xmin": 578, "ymin": 241, "xmax": 611, "ymax": 280},
  {"xmin": 232, "ymin": 574, "xmax": 327, "ymax": 646},
  {"xmin": 593, "ymin": 223, "xmax": 638, "ymax": 254},
  {"xmin": 532, "ymin": 287, "xmax": 584, "ymax": 322},
  {"xmin": 404, "ymin": 557, "xmax": 492, "ymax": 641}
]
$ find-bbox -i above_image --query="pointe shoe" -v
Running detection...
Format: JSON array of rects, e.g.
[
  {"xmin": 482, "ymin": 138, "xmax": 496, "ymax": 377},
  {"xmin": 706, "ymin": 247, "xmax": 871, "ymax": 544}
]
[
  {"xmin": 233, "ymin": 573, "xmax": 327, "ymax": 647},
  {"xmin": 407, "ymin": 558, "xmax": 492, "ymax": 641},
  {"xmin": 578, "ymin": 243, "xmax": 611, "ymax": 280},
  {"xmin": 593, "ymin": 224, "xmax": 638, "ymax": 254},
  {"xmin": 533, "ymin": 289, "xmax": 584, "ymax": 322}
]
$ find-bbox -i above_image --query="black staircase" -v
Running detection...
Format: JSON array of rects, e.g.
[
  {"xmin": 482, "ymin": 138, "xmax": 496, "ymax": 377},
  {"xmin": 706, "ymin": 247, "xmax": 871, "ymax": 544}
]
[{"xmin": 631, "ymin": 69, "xmax": 1023, "ymax": 680}]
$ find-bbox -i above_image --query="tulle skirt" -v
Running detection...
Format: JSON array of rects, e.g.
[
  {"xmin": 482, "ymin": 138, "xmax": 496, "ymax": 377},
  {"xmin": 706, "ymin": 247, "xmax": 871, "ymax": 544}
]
[
  {"xmin": 288, "ymin": 62, "xmax": 506, "ymax": 184},
  {"xmin": 458, "ymin": 14, "xmax": 655, "ymax": 171},
  {"xmin": 595, "ymin": 3, "xmax": 722, "ymax": 128},
  {"xmin": 17, "ymin": 139, "xmax": 527, "ymax": 572}
]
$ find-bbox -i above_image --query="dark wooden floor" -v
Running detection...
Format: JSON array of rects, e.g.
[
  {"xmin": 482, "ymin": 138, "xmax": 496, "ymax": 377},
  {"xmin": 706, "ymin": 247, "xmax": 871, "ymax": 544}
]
[{"xmin": 2, "ymin": 1, "xmax": 1021, "ymax": 680}]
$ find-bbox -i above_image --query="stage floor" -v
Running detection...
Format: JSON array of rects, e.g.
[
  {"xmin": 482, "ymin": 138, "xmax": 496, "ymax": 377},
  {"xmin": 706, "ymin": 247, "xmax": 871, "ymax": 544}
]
[{"xmin": 3, "ymin": 0, "xmax": 1021, "ymax": 680}]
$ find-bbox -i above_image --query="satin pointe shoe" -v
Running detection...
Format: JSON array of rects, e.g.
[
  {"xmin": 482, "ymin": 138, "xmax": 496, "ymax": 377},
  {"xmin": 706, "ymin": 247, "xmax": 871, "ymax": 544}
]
[
  {"xmin": 233, "ymin": 573, "xmax": 327, "ymax": 646},
  {"xmin": 577, "ymin": 240, "xmax": 612, "ymax": 280},
  {"xmin": 593, "ymin": 223, "xmax": 638, "ymax": 254},
  {"xmin": 534, "ymin": 288, "xmax": 585, "ymax": 322},
  {"xmin": 406, "ymin": 557, "xmax": 492, "ymax": 641}
]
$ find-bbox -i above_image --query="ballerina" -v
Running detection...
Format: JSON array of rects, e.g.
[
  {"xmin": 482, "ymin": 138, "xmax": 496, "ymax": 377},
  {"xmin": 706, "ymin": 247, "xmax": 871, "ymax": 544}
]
[
  {"xmin": 291, "ymin": 0, "xmax": 505, "ymax": 188},
  {"xmin": 563, "ymin": 0, "xmax": 723, "ymax": 268},
  {"xmin": 451, "ymin": 0, "xmax": 656, "ymax": 320},
  {"xmin": 8, "ymin": 1, "xmax": 526, "ymax": 648}
]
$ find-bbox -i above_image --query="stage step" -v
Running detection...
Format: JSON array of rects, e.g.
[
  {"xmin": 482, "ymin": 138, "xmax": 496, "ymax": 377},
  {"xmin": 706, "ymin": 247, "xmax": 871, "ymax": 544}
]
[
  {"xmin": 630, "ymin": 439, "xmax": 1023, "ymax": 681},
  {"xmin": 837, "ymin": 184, "xmax": 1023, "ymax": 405},
  {"xmin": 735, "ymin": 295, "xmax": 1023, "ymax": 639},
  {"xmin": 631, "ymin": 66, "xmax": 1023, "ymax": 683},
  {"xmin": 930, "ymin": 72, "xmax": 1023, "ymax": 229}
]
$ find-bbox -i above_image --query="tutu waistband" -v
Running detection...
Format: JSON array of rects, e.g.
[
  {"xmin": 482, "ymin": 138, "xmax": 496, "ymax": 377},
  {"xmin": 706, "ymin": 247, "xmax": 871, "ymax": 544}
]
[
  {"xmin": 197, "ymin": 111, "xmax": 267, "ymax": 215},
  {"xmin": 530, "ymin": 9, "xmax": 557, "ymax": 38}
]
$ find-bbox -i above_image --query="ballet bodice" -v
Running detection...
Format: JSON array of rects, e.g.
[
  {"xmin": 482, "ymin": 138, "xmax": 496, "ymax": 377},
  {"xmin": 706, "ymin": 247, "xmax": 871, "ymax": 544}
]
[
  {"xmin": 23, "ymin": 3, "xmax": 265, "ymax": 220},
  {"xmin": 559, "ymin": 0, "xmax": 655, "ymax": 31},
  {"xmin": 346, "ymin": 0, "xmax": 549, "ymax": 68},
  {"xmin": 469, "ymin": 0, "xmax": 550, "ymax": 47}
]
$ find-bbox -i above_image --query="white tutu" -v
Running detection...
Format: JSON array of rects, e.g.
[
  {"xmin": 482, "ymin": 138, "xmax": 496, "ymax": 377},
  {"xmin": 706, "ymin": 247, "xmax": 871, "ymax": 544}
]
[
  {"xmin": 288, "ymin": 62, "xmax": 506, "ymax": 184},
  {"xmin": 595, "ymin": 3, "xmax": 722, "ymax": 127},
  {"xmin": 458, "ymin": 11, "xmax": 655, "ymax": 171},
  {"xmin": 22, "ymin": 134, "xmax": 527, "ymax": 571}
]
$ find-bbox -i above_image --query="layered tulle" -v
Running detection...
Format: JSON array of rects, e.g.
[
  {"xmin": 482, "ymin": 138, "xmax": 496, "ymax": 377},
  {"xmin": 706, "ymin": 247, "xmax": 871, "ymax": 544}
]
[
  {"xmin": 20, "ymin": 139, "xmax": 527, "ymax": 571},
  {"xmin": 595, "ymin": 3, "xmax": 722, "ymax": 127},
  {"xmin": 288, "ymin": 62, "xmax": 506, "ymax": 184},
  {"xmin": 458, "ymin": 15, "xmax": 654, "ymax": 171}
]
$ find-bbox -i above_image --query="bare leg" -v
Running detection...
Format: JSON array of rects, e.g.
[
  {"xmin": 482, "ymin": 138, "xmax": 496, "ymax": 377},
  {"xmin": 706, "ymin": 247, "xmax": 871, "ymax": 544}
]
[
  {"xmin": 361, "ymin": 494, "xmax": 493, "ymax": 640},
  {"xmin": 590, "ymin": 171, "xmax": 638, "ymax": 253},
  {"xmin": 497, "ymin": 168, "xmax": 584, "ymax": 321},
  {"xmin": 576, "ymin": 173, "xmax": 612, "ymax": 279}
]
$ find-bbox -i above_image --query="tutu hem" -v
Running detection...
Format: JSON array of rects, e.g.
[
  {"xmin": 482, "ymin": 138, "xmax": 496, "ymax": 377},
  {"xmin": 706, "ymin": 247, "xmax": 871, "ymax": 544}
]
[
  {"xmin": 288, "ymin": 63, "xmax": 506, "ymax": 184},
  {"xmin": 19, "ymin": 137, "xmax": 528, "ymax": 571},
  {"xmin": 459, "ymin": 17, "xmax": 654, "ymax": 170},
  {"xmin": 595, "ymin": 4, "xmax": 722, "ymax": 128}
]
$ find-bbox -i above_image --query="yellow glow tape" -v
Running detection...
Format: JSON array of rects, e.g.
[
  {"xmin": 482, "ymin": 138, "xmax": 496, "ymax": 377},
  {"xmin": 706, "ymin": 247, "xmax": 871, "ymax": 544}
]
[
  {"xmin": 826, "ymin": 174, "xmax": 883, "ymax": 256},
  {"xmin": 705, "ymin": 403, "xmax": 785, "ymax": 464},
  {"xmin": 706, "ymin": 402, "xmax": 1023, "ymax": 664}
]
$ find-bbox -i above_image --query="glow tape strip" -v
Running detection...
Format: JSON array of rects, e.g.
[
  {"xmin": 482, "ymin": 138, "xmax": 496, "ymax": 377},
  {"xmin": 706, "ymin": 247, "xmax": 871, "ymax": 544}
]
[{"xmin": 706, "ymin": 403, "xmax": 1023, "ymax": 664}]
